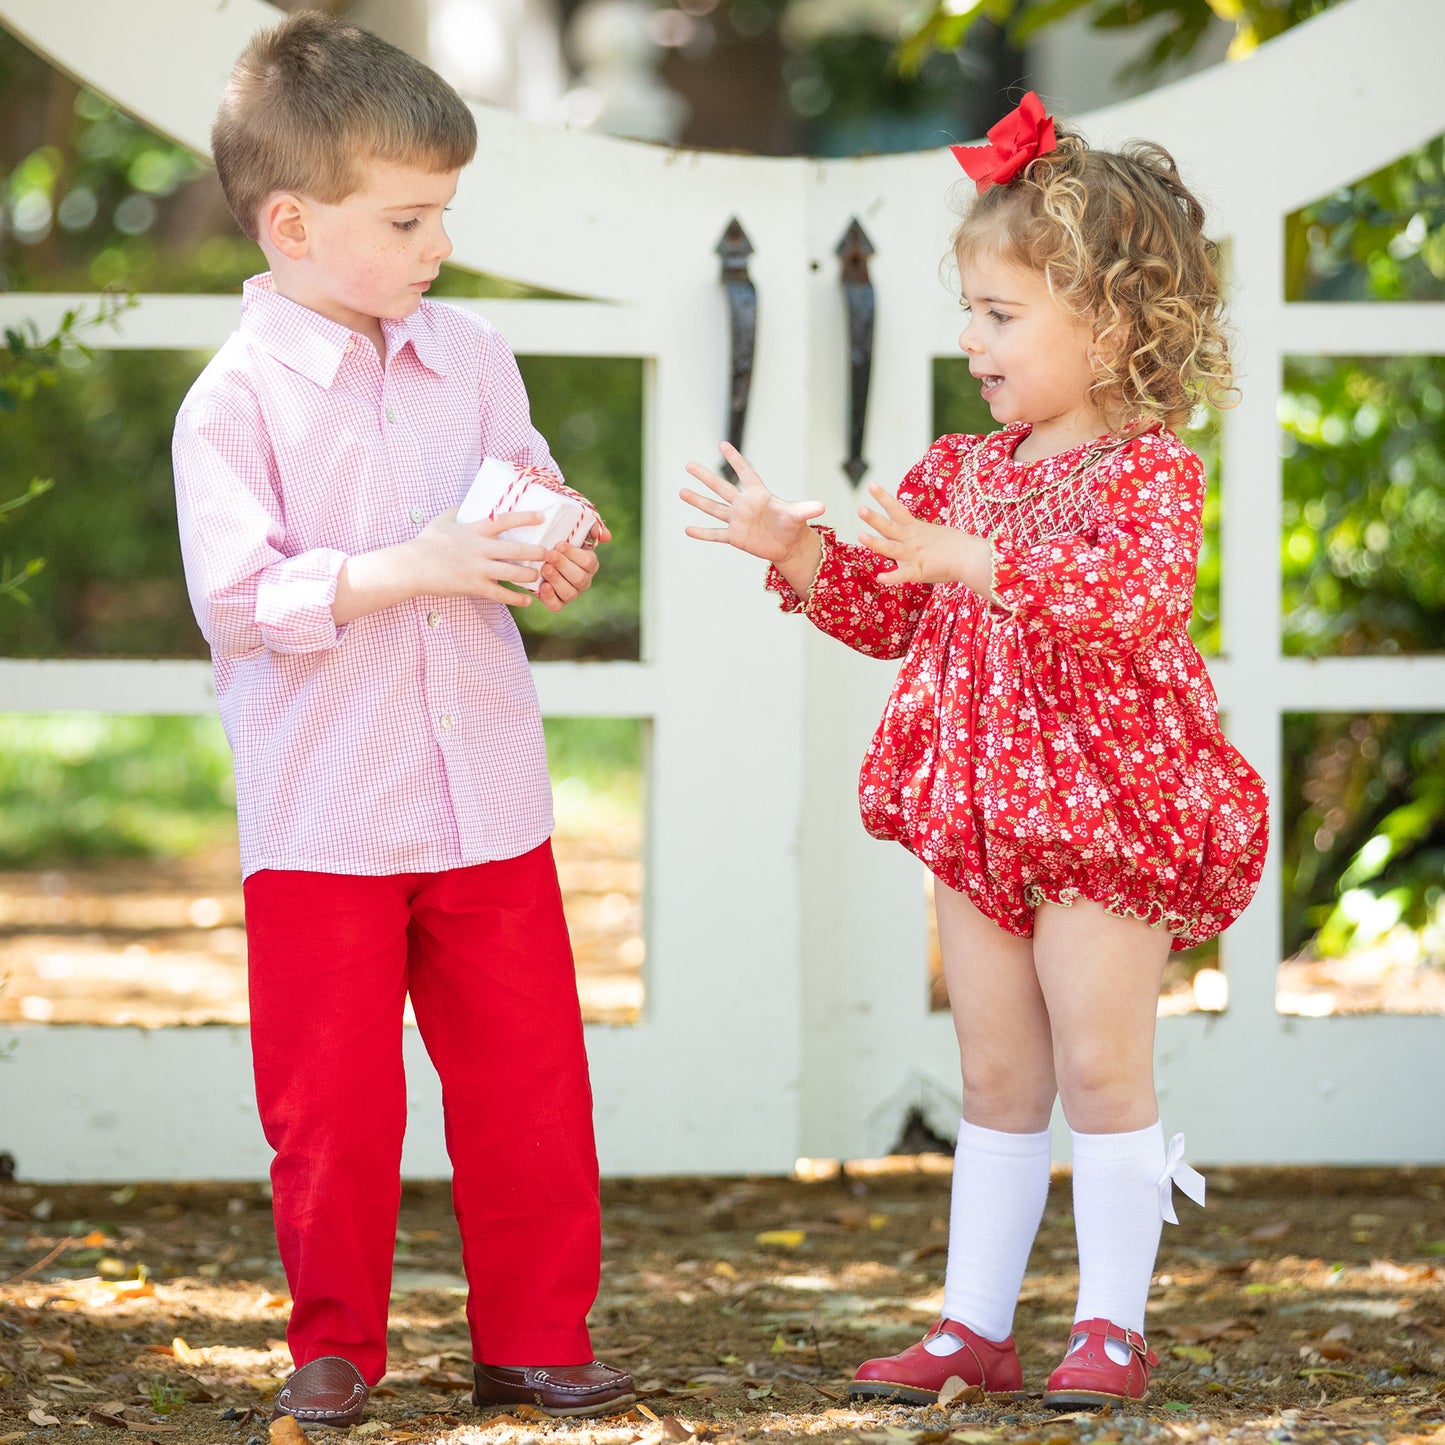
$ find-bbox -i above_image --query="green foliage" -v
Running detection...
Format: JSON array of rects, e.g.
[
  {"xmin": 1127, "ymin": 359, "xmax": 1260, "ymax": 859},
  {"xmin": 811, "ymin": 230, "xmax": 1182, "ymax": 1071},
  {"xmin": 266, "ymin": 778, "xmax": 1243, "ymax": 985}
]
[
  {"xmin": 1282, "ymin": 713, "xmax": 1445, "ymax": 959},
  {"xmin": 0, "ymin": 348, "xmax": 206, "ymax": 656},
  {"xmin": 1281, "ymin": 356, "xmax": 1445, "ymax": 658},
  {"xmin": 898, "ymin": 0, "xmax": 1344, "ymax": 81},
  {"xmin": 0, "ymin": 296, "xmax": 132, "ymax": 605},
  {"xmin": 0, "ymin": 714, "xmax": 236, "ymax": 866},
  {"xmin": 514, "ymin": 356, "xmax": 643, "ymax": 660},
  {"xmin": 1286, "ymin": 136, "xmax": 1445, "ymax": 301}
]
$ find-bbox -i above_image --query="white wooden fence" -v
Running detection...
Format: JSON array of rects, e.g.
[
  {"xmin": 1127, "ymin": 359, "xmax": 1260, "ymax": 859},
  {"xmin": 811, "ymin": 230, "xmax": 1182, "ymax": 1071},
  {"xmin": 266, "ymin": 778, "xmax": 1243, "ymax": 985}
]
[{"xmin": 0, "ymin": 0, "xmax": 1441, "ymax": 1178}]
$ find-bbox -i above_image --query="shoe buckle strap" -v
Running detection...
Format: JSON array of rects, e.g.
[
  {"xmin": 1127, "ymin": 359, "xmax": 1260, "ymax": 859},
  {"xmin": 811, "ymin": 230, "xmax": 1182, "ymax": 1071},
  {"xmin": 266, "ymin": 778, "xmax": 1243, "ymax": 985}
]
[{"xmin": 1078, "ymin": 1318, "xmax": 1157, "ymax": 1367}]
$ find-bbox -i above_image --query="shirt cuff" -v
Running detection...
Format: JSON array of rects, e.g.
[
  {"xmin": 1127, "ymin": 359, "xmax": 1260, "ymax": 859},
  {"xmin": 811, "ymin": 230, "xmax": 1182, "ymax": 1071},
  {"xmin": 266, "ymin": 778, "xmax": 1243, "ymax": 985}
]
[
  {"xmin": 764, "ymin": 527, "xmax": 833, "ymax": 612},
  {"xmin": 256, "ymin": 548, "xmax": 349, "ymax": 653}
]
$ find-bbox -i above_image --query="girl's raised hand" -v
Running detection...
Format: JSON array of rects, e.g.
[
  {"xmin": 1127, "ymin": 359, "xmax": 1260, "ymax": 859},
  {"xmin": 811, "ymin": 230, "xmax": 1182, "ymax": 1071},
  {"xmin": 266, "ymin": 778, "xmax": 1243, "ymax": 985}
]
[
  {"xmin": 681, "ymin": 442, "xmax": 825, "ymax": 565},
  {"xmin": 858, "ymin": 482, "xmax": 991, "ymax": 592}
]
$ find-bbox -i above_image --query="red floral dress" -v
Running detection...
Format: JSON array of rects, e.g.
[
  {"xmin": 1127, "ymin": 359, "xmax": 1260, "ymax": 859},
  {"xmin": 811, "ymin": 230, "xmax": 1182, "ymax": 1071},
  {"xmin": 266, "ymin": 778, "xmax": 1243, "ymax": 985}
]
[{"xmin": 766, "ymin": 423, "xmax": 1268, "ymax": 949}]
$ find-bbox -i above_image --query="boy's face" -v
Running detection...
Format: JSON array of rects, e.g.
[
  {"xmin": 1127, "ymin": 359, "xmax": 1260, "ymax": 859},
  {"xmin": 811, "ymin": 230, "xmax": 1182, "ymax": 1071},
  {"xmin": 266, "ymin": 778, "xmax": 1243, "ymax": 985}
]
[{"xmin": 269, "ymin": 159, "xmax": 459, "ymax": 338}]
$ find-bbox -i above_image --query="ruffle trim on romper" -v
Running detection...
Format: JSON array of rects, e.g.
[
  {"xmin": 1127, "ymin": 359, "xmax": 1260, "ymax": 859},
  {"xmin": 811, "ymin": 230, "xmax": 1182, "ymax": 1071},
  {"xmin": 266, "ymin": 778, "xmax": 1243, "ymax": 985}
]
[{"xmin": 1021, "ymin": 881, "xmax": 1193, "ymax": 938}]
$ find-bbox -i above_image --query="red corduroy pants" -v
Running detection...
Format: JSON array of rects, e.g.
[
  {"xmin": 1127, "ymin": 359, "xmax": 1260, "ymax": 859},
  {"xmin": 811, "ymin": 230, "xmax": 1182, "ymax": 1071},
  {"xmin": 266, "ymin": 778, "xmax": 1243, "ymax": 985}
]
[{"xmin": 243, "ymin": 841, "xmax": 600, "ymax": 1383}]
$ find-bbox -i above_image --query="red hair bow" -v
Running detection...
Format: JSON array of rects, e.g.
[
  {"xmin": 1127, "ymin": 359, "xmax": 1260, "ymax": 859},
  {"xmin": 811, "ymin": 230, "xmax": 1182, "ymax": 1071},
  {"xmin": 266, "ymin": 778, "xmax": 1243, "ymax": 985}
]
[{"xmin": 950, "ymin": 91, "xmax": 1057, "ymax": 193}]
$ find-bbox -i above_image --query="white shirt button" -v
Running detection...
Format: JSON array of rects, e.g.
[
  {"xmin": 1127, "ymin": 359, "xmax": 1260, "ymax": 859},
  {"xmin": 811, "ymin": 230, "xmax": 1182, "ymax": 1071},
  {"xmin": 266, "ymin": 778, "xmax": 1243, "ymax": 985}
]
[
  {"xmin": 426, "ymin": 611, "xmax": 441, "ymax": 627},
  {"xmin": 439, "ymin": 713, "xmax": 453, "ymax": 731},
  {"xmin": 410, "ymin": 507, "xmax": 425, "ymax": 525},
  {"xmin": 386, "ymin": 407, "xmax": 397, "ymax": 423},
  {"xmin": 344, "ymin": 339, "xmax": 355, "ymax": 352}
]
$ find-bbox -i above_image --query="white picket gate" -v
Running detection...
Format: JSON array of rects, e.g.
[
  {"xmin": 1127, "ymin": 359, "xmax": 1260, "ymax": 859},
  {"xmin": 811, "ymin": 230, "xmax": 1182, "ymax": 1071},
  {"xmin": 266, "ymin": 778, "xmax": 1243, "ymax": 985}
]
[{"xmin": 0, "ymin": 0, "xmax": 1441, "ymax": 1179}]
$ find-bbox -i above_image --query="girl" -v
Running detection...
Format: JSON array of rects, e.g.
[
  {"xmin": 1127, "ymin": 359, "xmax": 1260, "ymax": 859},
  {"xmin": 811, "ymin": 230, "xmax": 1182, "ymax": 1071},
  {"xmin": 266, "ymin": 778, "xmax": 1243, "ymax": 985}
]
[{"xmin": 680, "ymin": 93, "xmax": 1268, "ymax": 1409}]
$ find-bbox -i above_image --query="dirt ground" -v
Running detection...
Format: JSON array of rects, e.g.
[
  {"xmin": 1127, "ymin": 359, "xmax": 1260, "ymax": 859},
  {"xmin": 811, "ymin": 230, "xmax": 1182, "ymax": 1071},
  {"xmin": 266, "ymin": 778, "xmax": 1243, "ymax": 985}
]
[{"xmin": 2, "ymin": 1164, "xmax": 1442, "ymax": 1445}]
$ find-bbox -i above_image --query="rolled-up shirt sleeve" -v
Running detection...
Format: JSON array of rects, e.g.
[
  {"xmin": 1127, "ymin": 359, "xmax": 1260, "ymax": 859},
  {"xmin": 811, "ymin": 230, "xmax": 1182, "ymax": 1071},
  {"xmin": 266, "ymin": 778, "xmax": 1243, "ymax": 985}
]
[{"xmin": 173, "ymin": 396, "xmax": 349, "ymax": 659}]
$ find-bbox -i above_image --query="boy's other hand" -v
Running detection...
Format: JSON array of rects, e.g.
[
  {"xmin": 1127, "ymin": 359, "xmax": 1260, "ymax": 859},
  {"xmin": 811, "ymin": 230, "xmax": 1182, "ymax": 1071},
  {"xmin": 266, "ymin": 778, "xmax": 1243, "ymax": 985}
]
[
  {"xmin": 537, "ymin": 520, "xmax": 611, "ymax": 613},
  {"xmin": 413, "ymin": 506, "xmax": 549, "ymax": 606}
]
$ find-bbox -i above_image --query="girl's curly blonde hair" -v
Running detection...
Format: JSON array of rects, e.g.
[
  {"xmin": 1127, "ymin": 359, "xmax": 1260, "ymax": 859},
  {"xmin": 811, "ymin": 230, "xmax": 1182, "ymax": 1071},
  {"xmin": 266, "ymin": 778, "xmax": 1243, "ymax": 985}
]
[{"xmin": 951, "ymin": 129, "xmax": 1237, "ymax": 431}]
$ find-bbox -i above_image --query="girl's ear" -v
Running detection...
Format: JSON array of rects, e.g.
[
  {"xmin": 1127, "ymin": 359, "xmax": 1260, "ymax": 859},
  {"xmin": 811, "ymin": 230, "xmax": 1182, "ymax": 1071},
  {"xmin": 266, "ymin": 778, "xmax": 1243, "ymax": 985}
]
[
  {"xmin": 1089, "ymin": 320, "xmax": 1131, "ymax": 377},
  {"xmin": 260, "ymin": 192, "xmax": 310, "ymax": 260}
]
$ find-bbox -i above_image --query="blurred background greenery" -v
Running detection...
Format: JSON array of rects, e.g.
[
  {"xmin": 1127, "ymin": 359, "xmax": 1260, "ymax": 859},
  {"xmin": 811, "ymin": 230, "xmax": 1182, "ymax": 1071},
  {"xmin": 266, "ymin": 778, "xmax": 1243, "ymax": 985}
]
[{"xmin": 1, "ymin": 2, "xmax": 1442, "ymax": 999}]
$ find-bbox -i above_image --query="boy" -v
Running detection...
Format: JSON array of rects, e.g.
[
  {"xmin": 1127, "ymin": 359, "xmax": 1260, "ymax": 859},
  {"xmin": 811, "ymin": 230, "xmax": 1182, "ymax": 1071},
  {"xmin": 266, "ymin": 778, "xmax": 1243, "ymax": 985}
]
[{"xmin": 173, "ymin": 11, "xmax": 633, "ymax": 1424}]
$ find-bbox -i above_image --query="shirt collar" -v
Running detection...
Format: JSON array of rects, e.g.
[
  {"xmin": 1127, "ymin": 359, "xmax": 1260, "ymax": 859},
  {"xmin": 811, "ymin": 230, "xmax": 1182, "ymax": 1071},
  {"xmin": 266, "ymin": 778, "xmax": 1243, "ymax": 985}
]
[{"xmin": 239, "ymin": 274, "xmax": 450, "ymax": 386}]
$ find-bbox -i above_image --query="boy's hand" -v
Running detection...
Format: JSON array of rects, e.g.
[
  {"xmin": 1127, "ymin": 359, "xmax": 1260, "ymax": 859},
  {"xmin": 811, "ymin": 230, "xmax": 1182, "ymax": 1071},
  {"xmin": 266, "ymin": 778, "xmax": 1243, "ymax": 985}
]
[
  {"xmin": 412, "ymin": 507, "xmax": 549, "ymax": 606},
  {"xmin": 536, "ymin": 520, "xmax": 611, "ymax": 613},
  {"xmin": 858, "ymin": 483, "xmax": 991, "ymax": 593},
  {"xmin": 681, "ymin": 442, "xmax": 825, "ymax": 567}
]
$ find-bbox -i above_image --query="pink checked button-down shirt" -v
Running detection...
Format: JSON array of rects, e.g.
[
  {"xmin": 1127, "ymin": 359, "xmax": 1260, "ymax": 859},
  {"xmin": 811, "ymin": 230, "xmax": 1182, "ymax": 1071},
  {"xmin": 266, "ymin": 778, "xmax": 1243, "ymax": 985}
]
[{"xmin": 173, "ymin": 274, "xmax": 578, "ymax": 879}]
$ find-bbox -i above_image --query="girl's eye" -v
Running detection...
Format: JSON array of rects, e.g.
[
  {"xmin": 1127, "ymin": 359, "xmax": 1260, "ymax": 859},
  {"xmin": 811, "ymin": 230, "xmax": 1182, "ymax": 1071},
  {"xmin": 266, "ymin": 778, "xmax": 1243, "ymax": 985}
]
[
  {"xmin": 393, "ymin": 218, "xmax": 421, "ymax": 232},
  {"xmin": 989, "ymin": 309, "xmax": 1011, "ymax": 325}
]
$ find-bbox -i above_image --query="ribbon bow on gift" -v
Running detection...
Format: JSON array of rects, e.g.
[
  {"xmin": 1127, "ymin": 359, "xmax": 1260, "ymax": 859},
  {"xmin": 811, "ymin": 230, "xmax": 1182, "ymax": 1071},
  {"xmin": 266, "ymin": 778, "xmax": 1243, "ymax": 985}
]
[
  {"xmin": 950, "ymin": 91, "xmax": 1057, "ymax": 193},
  {"xmin": 1158, "ymin": 1132, "xmax": 1207, "ymax": 1225}
]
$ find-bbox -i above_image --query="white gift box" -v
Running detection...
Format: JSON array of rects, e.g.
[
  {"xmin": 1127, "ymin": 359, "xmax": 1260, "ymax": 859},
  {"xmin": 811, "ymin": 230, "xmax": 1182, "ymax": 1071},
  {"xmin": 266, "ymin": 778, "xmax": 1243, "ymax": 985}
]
[{"xmin": 457, "ymin": 457, "xmax": 598, "ymax": 592}]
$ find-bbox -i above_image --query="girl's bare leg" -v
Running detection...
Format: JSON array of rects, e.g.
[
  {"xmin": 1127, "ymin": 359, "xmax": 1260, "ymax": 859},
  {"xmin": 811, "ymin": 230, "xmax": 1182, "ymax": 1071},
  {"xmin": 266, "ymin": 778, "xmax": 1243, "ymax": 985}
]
[
  {"xmin": 930, "ymin": 883, "xmax": 1055, "ymax": 1346},
  {"xmin": 1031, "ymin": 898, "xmax": 1174, "ymax": 1356}
]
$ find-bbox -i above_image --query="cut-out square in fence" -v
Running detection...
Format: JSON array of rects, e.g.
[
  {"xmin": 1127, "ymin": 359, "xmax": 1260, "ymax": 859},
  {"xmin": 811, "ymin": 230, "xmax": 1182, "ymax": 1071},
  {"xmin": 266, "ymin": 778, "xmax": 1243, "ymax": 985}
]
[
  {"xmin": 1279, "ymin": 710, "xmax": 1445, "ymax": 1017},
  {"xmin": 0, "ymin": 713, "xmax": 646, "ymax": 1027}
]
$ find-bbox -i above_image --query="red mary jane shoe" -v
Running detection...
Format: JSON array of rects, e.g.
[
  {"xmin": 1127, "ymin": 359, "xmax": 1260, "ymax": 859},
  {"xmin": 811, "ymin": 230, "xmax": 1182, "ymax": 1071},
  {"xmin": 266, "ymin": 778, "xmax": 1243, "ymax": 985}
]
[
  {"xmin": 849, "ymin": 1318, "xmax": 1024, "ymax": 1404},
  {"xmin": 1043, "ymin": 1318, "xmax": 1158, "ymax": 1408}
]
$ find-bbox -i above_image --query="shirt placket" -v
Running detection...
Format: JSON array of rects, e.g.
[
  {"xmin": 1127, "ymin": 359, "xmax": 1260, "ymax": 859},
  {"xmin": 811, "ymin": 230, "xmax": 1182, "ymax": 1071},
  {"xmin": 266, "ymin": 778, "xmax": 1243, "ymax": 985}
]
[{"xmin": 381, "ymin": 354, "xmax": 471, "ymax": 840}]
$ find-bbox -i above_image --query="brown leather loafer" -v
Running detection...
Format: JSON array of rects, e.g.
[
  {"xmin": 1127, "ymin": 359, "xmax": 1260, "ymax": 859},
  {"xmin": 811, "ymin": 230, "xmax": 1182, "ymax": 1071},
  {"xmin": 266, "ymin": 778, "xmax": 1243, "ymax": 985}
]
[
  {"xmin": 472, "ymin": 1360, "xmax": 636, "ymax": 1418},
  {"xmin": 272, "ymin": 1356, "xmax": 370, "ymax": 1426}
]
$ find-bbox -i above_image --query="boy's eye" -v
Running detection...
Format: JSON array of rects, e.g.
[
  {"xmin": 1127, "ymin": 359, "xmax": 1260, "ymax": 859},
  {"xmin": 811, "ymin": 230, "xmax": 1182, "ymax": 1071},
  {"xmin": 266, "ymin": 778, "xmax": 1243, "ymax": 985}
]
[{"xmin": 393, "ymin": 217, "xmax": 421, "ymax": 232}]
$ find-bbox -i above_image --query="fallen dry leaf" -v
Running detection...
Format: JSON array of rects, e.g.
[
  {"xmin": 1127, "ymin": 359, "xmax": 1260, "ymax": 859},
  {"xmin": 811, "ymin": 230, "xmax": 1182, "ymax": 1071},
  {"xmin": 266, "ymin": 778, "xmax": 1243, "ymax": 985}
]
[
  {"xmin": 754, "ymin": 1229, "xmax": 805, "ymax": 1248},
  {"xmin": 936, "ymin": 1375, "xmax": 982, "ymax": 1407},
  {"xmin": 28, "ymin": 1408, "xmax": 61, "ymax": 1428},
  {"xmin": 170, "ymin": 1337, "xmax": 205, "ymax": 1366},
  {"xmin": 660, "ymin": 1416, "xmax": 696, "ymax": 1442},
  {"xmin": 634, "ymin": 1402, "xmax": 661, "ymax": 1423},
  {"xmin": 269, "ymin": 1414, "xmax": 309, "ymax": 1445}
]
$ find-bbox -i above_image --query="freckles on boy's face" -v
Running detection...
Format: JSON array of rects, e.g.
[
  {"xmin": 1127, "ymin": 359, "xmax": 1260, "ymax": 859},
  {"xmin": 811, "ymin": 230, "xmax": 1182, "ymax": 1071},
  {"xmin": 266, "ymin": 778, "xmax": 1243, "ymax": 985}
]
[{"xmin": 298, "ymin": 160, "xmax": 461, "ymax": 332}]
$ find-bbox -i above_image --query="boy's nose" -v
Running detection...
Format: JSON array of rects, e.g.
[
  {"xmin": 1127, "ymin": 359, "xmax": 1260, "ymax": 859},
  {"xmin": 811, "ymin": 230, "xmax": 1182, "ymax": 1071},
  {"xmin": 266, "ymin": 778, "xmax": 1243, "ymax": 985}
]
[{"xmin": 432, "ymin": 225, "xmax": 454, "ymax": 263}]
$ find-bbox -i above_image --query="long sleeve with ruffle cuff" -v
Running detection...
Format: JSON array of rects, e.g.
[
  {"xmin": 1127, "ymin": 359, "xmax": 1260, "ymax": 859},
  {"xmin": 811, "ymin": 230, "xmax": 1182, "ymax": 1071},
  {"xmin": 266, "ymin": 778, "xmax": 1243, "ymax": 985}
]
[
  {"xmin": 765, "ymin": 526, "xmax": 933, "ymax": 661},
  {"xmin": 989, "ymin": 434, "xmax": 1204, "ymax": 654}
]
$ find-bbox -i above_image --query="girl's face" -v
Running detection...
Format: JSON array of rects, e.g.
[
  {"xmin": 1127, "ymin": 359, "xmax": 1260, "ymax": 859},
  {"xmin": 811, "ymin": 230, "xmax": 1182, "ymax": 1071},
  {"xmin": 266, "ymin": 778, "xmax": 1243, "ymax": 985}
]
[{"xmin": 957, "ymin": 249, "xmax": 1109, "ymax": 446}]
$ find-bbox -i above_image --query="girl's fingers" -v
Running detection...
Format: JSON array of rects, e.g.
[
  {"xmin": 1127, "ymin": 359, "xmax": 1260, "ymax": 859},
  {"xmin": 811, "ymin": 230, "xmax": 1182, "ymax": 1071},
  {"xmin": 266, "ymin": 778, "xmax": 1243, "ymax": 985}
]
[
  {"xmin": 857, "ymin": 505, "xmax": 898, "ymax": 538},
  {"xmin": 719, "ymin": 441, "xmax": 764, "ymax": 489},
  {"xmin": 683, "ymin": 524, "xmax": 734, "ymax": 543},
  {"xmin": 684, "ymin": 460, "xmax": 740, "ymax": 501},
  {"xmin": 679, "ymin": 487, "xmax": 733, "ymax": 520},
  {"xmin": 788, "ymin": 500, "xmax": 827, "ymax": 522},
  {"xmin": 866, "ymin": 482, "xmax": 910, "ymax": 520}
]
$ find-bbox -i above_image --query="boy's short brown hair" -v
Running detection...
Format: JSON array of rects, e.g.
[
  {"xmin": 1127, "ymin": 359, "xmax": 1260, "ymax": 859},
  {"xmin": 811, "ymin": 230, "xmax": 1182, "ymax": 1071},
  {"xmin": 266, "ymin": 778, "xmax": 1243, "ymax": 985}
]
[{"xmin": 212, "ymin": 10, "xmax": 477, "ymax": 241}]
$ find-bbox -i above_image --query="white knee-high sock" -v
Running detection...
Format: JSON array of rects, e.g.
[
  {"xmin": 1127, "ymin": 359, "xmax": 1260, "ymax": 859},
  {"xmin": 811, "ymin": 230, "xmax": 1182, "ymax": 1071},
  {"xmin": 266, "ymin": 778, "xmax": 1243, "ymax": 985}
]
[
  {"xmin": 1070, "ymin": 1122, "xmax": 1166, "ymax": 1361},
  {"xmin": 929, "ymin": 1117, "xmax": 1052, "ymax": 1347}
]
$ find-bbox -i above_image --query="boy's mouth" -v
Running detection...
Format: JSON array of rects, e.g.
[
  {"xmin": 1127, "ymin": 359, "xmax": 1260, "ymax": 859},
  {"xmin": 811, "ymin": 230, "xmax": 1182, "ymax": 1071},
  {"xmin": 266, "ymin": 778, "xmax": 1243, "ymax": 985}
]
[{"xmin": 977, "ymin": 374, "xmax": 1004, "ymax": 399}]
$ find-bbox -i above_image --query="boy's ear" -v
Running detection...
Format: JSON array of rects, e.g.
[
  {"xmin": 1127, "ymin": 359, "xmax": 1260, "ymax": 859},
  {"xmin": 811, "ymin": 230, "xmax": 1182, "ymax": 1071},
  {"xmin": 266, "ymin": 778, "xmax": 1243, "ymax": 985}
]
[{"xmin": 260, "ymin": 192, "xmax": 311, "ymax": 260}]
